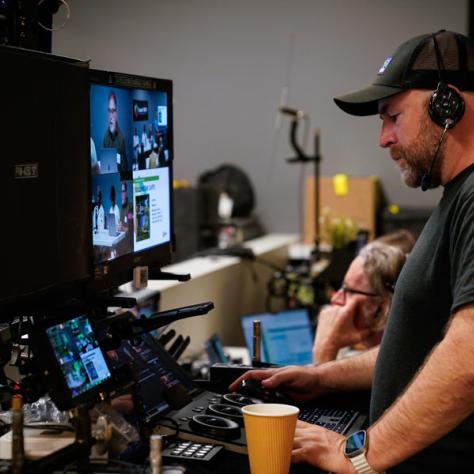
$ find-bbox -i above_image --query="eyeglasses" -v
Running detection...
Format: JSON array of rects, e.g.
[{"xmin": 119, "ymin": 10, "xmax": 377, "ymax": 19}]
[
  {"xmin": 341, "ymin": 285, "xmax": 380, "ymax": 297},
  {"xmin": 332, "ymin": 285, "xmax": 381, "ymax": 305}
]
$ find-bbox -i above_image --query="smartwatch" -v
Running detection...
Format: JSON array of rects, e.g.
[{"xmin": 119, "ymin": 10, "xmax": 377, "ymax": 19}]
[{"xmin": 343, "ymin": 430, "xmax": 381, "ymax": 474}]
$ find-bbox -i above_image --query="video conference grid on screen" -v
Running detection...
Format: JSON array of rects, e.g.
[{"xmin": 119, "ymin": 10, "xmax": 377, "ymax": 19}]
[
  {"xmin": 47, "ymin": 315, "xmax": 112, "ymax": 399},
  {"xmin": 90, "ymin": 84, "xmax": 171, "ymax": 265}
]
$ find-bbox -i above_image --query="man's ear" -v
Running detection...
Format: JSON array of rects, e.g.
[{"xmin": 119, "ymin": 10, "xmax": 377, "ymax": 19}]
[{"xmin": 372, "ymin": 300, "xmax": 390, "ymax": 331}]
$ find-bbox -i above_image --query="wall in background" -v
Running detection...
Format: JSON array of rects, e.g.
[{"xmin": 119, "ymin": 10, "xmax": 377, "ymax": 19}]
[{"xmin": 53, "ymin": 0, "xmax": 467, "ymax": 235}]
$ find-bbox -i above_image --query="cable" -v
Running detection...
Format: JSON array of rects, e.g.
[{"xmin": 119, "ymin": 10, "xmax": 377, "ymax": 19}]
[
  {"xmin": 421, "ymin": 120, "xmax": 451, "ymax": 191},
  {"xmin": 38, "ymin": 0, "xmax": 71, "ymax": 32},
  {"xmin": 266, "ymin": 32, "xmax": 296, "ymax": 216}
]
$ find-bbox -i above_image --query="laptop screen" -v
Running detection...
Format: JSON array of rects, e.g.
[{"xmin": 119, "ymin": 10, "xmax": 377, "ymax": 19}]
[
  {"xmin": 203, "ymin": 333, "xmax": 229, "ymax": 364},
  {"xmin": 240, "ymin": 309, "xmax": 314, "ymax": 365}
]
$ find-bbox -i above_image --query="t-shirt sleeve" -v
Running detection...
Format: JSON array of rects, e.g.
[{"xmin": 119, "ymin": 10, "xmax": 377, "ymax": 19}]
[{"xmin": 450, "ymin": 190, "xmax": 474, "ymax": 312}]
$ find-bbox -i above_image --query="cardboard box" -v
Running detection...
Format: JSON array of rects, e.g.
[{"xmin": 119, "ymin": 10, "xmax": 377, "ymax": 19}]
[{"xmin": 304, "ymin": 175, "xmax": 380, "ymax": 245}]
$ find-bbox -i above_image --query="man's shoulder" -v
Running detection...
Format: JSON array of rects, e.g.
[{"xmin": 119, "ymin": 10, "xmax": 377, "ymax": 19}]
[
  {"xmin": 443, "ymin": 164, "xmax": 474, "ymax": 207},
  {"xmin": 450, "ymin": 163, "xmax": 474, "ymax": 189},
  {"xmin": 456, "ymin": 168, "xmax": 474, "ymax": 202}
]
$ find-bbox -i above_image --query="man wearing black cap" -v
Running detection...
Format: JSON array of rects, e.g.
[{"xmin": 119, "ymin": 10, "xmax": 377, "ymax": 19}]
[{"xmin": 231, "ymin": 30, "xmax": 474, "ymax": 473}]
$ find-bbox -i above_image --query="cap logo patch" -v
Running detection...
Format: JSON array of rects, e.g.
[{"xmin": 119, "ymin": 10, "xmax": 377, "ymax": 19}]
[{"xmin": 378, "ymin": 57, "xmax": 392, "ymax": 75}]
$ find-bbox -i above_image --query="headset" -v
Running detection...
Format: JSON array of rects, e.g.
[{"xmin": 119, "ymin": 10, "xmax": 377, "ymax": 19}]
[
  {"xmin": 421, "ymin": 32, "xmax": 466, "ymax": 191},
  {"xmin": 428, "ymin": 32, "xmax": 465, "ymax": 128}
]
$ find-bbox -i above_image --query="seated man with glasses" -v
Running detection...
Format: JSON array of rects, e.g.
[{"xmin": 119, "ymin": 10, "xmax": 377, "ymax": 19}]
[{"xmin": 312, "ymin": 241, "xmax": 406, "ymax": 364}]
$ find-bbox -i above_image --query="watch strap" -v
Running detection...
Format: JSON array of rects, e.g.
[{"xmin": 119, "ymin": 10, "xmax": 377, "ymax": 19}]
[{"xmin": 349, "ymin": 452, "xmax": 380, "ymax": 474}]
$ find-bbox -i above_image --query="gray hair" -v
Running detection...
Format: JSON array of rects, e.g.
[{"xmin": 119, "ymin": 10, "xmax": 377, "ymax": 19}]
[{"xmin": 358, "ymin": 241, "xmax": 406, "ymax": 329}]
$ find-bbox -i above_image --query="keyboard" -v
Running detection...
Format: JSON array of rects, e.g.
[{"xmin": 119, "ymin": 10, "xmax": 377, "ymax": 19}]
[{"xmin": 298, "ymin": 407, "xmax": 360, "ymax": 434}]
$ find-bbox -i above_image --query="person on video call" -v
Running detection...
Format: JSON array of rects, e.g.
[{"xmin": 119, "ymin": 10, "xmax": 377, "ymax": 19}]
[
  {"xmin": 103, "ymin": 91, "xmax": 128, "ymax": 173},
  {"xmin": 157, "ymin": 134, "xmax": 167, "ymax": 166},
  {"xmin": 231, "ymin": 31, "xmax": 474, "ymax": 473},
  {"xmin": 92, "ymin": 186, "xmax": 105, "ymax": 233},
  {"xmin": 109, "ymin": 184, "xmax": 120, "ymax": 228},
  {"xmin": 313, "ymin": 241, "xmax": 406, "ymax": 364},
  {"xmin": 133, "ymin": 127, "xmax": 140, "ymax": 168},
  {"xmin": 119, "ymin": 181, "xmax": 133, "ymax": 232}
]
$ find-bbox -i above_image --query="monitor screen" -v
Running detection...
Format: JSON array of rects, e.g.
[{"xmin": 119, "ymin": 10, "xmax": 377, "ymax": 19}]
[
  {"xmin": 109, "ymin": 333, "xmax": 196, "ymax": 425},
  {"xmin": 89, "ymin": 70, "xmax": 174, "ymax": 290},
  {"xmin": 46, "ymin": 314, "xmax": 112, "ymax": 399},
  {"xmin": 241, "ymin": 309, "xmax": 314, "ymax": 365}
]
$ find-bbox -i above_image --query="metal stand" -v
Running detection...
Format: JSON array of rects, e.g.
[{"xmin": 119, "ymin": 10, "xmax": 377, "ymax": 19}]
[
  {"xmin": 285, "ymin": 119, "xmax": 322, "ymax": 262},
  {"xmin": 148, "ymin": 269, "xmax": 191, "ymax": 281}
]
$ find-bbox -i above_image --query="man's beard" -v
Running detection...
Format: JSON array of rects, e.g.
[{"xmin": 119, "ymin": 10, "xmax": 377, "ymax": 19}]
[{"xmin": 390, "ymin": 115, "xmax": 445, "ymax": 189}]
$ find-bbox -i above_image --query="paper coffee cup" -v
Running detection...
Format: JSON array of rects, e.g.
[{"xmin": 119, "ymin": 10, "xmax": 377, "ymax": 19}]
[{"xmin": 242, "ymin": 403, "xmax": 299, "ymax": 474}]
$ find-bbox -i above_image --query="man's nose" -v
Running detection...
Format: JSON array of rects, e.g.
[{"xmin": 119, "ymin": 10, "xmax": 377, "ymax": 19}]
[
  {"xmin": 331, "ymin": 288, "xmax": 345, "ymax": 306},
  {"xmin": 379, "ymin": 122, "xmax": 396, "ymax": 148}
]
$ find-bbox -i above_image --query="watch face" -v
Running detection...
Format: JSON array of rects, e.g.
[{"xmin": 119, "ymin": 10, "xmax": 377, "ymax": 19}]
[{"xmin": 345, "ymin": 430, "xmax": 366, "ymax": 457}]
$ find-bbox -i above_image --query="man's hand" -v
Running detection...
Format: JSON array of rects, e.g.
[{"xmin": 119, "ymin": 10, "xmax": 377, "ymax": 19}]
[
  {"xmin": 292, "ymin": 421, "xmax": 355, "ymax": 473},
  {"xmin": 313, "ymin": 299, "xmax": 372, "ymax": 363},
  {"xmin": 228, "ymin": 365, "xmax": 329, "ymax": 403}
]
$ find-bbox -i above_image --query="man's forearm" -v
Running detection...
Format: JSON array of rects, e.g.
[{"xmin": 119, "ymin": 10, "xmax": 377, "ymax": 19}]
[
  {"xmin": 318, "ymin": 346, "xmax": 378, "ymax": 392},
  {"xmin": 313, "ymin": 340, "xmax": 339, "ymax": 364},
  {"xmin": 367, "ymin": 308, "xmax": 474, "ymax": 471}
]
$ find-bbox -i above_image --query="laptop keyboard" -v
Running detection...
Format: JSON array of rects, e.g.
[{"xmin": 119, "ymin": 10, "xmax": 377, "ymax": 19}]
[{"xmin": 298, "ymin": 407, "xmax": 359, "ymax": 434}]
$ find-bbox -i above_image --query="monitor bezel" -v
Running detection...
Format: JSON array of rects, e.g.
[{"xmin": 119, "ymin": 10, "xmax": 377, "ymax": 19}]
[{"xmin": 88, "ymin": 69, "xmax": 175, "ymax": 293}]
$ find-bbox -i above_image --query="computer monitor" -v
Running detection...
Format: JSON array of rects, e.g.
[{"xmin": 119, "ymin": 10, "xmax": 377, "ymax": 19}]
[
  {"xmin": 1, "ymin": 46, "xmax": 91, "ymax": 310},
  {"xmin": 89, "ymin": 69, "xmax": 174, "ymax": 291},
  {"xmin": 240, "ymin": 309, "xmax": 314, "ymax": 365}
]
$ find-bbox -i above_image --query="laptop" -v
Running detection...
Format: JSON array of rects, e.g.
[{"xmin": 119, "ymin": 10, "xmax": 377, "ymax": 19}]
[
  {"xmin": 203, "ymin": 333, "xmax": 229, "ymax": 364},
  {"xmin": 106, "ymin": 213, "xmax": 119, "ymax": 237},
  {"xmin": 99, "ymin": 148, "xmax": 118, "ymax": 174},
  {"xmin": 240, "ymin": 309, "xmax": 314, "ymax": 365}
]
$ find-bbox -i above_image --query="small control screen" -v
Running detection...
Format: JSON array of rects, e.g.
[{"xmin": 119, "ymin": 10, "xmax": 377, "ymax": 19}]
[{"xmin": 46, "ymin": 315, "xmax": 112, "ymax": 399}]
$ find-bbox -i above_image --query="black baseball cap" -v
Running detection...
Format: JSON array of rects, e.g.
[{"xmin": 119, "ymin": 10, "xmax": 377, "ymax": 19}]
[{"xmin": 334, "ymin": 30, "xmax": 474, "ymax": 116}]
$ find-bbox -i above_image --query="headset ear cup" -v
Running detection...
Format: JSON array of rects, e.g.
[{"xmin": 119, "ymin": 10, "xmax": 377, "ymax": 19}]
[{"xmin": 428, "ymin": 83, "xmax": 465, "ymax": 128}]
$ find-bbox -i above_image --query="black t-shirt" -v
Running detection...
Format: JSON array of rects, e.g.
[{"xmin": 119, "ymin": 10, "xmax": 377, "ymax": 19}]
[{"xmin": 371, "ymin": 164, "xmax": 474, "ymax": 473}]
